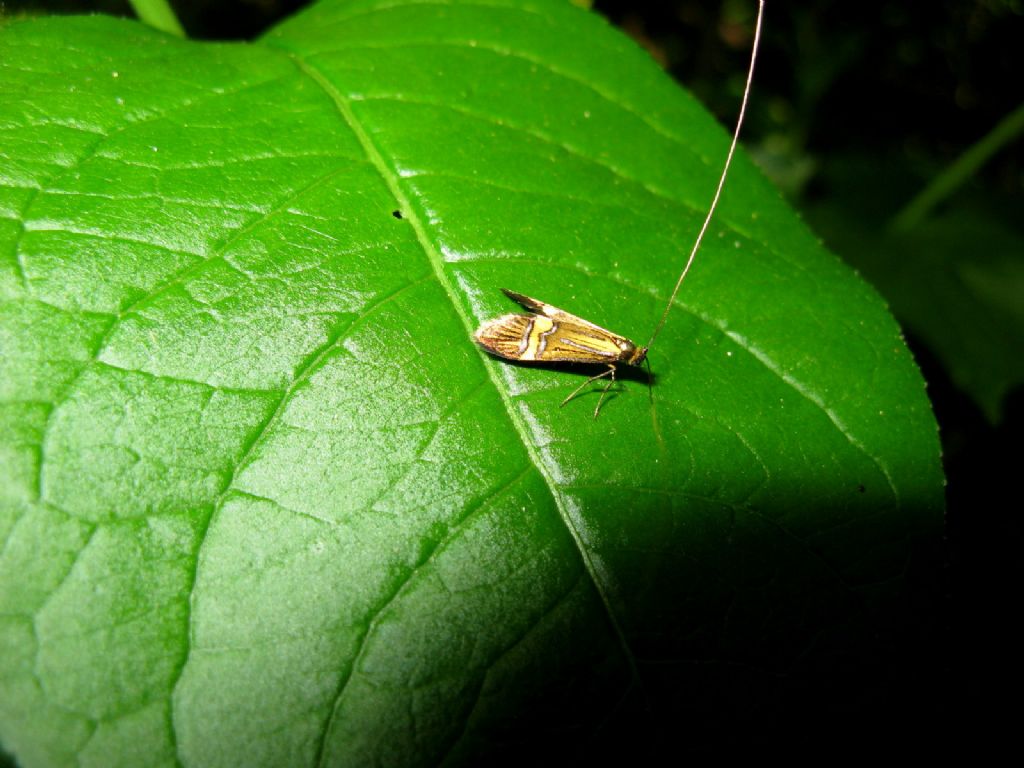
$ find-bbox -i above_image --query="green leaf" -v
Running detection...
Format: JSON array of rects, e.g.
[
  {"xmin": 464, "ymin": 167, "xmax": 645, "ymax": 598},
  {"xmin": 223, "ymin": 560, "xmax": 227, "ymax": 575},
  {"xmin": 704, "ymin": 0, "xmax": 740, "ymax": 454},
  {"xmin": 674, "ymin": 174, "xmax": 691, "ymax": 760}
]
[{"xmin": 1, "ymin": 1, "xmax": 942, "ymax": 765}]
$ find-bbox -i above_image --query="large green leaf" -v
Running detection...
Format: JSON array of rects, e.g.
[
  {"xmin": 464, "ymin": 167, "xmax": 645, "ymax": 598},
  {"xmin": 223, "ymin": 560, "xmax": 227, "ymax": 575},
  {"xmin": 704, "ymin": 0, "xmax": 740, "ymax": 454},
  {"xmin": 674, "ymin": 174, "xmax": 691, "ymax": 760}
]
[{"xmin": 0, "ymin": 1, "xmax": 942, "ymax": 765}]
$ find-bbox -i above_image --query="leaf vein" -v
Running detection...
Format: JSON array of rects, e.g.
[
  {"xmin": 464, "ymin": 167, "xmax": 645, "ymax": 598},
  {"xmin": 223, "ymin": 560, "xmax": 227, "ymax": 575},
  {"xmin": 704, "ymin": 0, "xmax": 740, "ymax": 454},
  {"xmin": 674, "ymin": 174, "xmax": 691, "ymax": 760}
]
[
  {"xmin": 312, "ymin": 462, "xmax": 534, "ymax": 767},
  {"xmin": 290, "ymin": 50, "xmax": 643, "ymax": 762}
]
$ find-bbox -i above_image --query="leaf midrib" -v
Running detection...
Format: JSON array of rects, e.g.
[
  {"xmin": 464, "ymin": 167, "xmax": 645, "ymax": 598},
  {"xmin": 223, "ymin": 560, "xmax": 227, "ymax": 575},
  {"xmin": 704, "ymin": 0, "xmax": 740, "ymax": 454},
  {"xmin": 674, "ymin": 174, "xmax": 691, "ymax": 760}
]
[{"xmin": 283, "ymin": 46, "xmax": 642, "ymax": 749}]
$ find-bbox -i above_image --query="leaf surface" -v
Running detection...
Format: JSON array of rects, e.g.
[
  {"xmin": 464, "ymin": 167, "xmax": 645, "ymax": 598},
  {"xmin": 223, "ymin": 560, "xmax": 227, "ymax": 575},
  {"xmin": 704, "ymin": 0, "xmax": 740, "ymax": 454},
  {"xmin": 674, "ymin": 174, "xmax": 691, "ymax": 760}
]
[{"xmin": 0, "ymin": 1, "xmax": 943, "ymax": 766}]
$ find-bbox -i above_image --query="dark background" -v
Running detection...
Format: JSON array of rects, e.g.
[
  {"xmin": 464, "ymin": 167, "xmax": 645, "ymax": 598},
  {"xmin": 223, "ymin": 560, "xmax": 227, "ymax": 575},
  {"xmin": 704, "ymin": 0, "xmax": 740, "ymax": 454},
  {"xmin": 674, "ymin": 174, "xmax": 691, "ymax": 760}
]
[
  {"xmin": 595, "ymin": 0, "xmax": 1022, "ymax": 754},
  {"xmin": 3, "ymin": 0, "xmax": 1021, "ymax": 761}
]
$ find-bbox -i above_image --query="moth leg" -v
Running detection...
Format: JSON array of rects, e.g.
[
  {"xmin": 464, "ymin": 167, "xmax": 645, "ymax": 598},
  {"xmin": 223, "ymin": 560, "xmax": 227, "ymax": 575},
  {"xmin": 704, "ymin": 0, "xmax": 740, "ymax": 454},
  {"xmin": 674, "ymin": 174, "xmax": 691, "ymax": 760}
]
[
  {"xmin": 592, "ymin": 366, "xmax": 618, "ymax": 419},
  {"xmin": 560, "ymin": 364, "xmax": 617, "ymax": 417}
]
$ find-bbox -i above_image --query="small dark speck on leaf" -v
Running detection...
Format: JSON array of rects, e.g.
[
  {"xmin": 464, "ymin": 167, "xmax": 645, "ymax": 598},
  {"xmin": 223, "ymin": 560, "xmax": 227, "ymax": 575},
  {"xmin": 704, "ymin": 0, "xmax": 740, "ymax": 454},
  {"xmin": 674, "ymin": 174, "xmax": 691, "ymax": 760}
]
[
  {"xmin": 858, "ymin": 484, "xmax": 866, "ymax": 493},
  {"xmin": 392, "ymin": 210, "xmax": 403, "ymax": 219}
]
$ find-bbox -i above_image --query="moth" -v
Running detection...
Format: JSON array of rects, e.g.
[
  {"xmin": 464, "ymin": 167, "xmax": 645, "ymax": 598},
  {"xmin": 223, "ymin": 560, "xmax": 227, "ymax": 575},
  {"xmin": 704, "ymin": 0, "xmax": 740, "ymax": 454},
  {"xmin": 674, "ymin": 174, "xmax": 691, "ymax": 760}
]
[
  {"xmin": 474, "ymin": 289, "xmax": 648, "ymax": 417},
  {"xmin": 472, "ymin": 0, "xmax": 764, "ymax": 417}
]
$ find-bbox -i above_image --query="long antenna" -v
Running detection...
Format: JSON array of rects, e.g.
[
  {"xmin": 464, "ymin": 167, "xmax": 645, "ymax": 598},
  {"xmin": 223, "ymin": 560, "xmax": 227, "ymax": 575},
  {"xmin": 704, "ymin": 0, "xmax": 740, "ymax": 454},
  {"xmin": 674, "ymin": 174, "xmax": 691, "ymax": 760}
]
[{"xmin": 645, "ymin": 0, "xmax": 765, "ymax": 351}]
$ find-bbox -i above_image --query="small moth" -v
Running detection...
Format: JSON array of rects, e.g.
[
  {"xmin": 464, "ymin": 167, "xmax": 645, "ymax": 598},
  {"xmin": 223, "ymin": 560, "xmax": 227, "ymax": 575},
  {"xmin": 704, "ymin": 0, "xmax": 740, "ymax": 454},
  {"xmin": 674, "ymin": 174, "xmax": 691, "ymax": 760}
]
[
  {"xmin": 474, "ymin": 289, "xmax": 648, "ymax": 417},
  {"xmin": 472, "ymin": 1, "xmax": 765, "ymax": 417}
]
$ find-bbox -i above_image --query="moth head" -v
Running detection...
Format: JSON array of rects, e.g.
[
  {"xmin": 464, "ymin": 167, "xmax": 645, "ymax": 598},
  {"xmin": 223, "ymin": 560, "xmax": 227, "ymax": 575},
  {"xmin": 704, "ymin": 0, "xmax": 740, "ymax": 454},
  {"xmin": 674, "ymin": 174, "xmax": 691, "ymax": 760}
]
[{"xmin": 627, "ymin": 344, "xmax": 648, "ymax": 366}]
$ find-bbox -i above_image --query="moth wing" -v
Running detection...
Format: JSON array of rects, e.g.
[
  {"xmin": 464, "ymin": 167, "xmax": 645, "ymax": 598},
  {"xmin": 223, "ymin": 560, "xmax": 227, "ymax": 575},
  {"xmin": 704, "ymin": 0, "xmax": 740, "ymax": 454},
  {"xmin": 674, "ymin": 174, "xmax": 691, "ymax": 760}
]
[
  {"xmin": 500, "ymin": 289, "xmax": 609, "ymax": 332},
  {"xmin": 534, "ymin": 317, "xmax": 626, "ymax": 362},
  {"xmin": 500, "ymin": 289, "xmax": 550, "ymax": 315},
  {"xmin": 473, "ymin": 313, "xmax": 534, "ymax": 361},
  {"xmin": 478, "ymin": 291, "xmax": 637, "ymax": 364}
]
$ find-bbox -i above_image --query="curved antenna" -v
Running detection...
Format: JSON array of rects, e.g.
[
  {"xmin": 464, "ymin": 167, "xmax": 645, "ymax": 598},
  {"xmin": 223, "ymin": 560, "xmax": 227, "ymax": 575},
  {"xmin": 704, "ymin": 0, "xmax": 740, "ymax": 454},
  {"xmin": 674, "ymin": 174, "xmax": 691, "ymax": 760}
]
[{"xmin": 645, "ymin": 0, "xmax": 765, "ymax": 352}]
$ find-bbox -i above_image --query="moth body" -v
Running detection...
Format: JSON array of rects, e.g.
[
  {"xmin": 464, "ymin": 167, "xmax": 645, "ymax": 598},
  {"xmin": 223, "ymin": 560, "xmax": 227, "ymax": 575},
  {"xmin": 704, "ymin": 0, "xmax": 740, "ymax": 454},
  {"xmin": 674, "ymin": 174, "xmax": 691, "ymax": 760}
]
[{"xmin": 473, "ymin": 289, "xmax": 647, "ymax": 416}]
